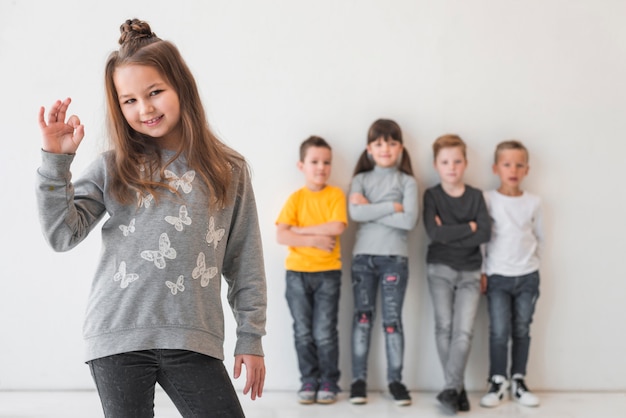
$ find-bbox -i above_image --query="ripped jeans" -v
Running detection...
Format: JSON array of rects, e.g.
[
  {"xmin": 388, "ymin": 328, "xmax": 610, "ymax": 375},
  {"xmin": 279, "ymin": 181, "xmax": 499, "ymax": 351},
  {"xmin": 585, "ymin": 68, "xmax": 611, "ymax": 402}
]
[{"xmin": 351, "ymin": 254, "xmax": 409, "ymax": 384}]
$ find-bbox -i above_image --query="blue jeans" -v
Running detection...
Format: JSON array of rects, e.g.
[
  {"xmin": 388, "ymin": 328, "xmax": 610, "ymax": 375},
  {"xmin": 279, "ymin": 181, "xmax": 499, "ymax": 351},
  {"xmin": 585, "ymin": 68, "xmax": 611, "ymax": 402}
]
[
  {"xmin": 351, "ymin": 254, "xmax": 409, "ymax": 384},
  {"xmin": 285, "ymin": 270, "xmax": 341, "ymax": 391},
  {"xmin": 88, "ymin": 349, "xmax": 244, "ymax": 418},
  {"xmin": 427, "ymin": 263, "xmax": 481, "ymax": 392},
  {"xmin": 487, "ymin": 271, "xmax": 540, "ymax": 378}
]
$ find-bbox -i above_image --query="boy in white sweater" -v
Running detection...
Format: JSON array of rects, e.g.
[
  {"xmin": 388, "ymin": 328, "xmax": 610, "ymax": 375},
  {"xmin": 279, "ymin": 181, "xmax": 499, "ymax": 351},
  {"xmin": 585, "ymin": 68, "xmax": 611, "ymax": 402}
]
[{"xmin": 480, "ymin": 140, "xmax": 543, "ymax": 408}]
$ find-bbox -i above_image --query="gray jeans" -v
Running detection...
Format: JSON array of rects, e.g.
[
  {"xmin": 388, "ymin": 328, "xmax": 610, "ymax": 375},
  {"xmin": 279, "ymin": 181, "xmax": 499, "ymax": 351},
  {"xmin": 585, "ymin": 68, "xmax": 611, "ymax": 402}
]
[{"xmin": 427, "ymin": 263, "xmax": 481, "ymax": 392}]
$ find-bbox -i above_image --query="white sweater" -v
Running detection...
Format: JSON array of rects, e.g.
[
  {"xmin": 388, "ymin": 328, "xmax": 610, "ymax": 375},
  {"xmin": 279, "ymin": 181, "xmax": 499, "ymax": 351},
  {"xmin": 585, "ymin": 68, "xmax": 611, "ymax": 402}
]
[{"xmin": 483, "ymin": 190, "xmax": 544, "ymax": 276}]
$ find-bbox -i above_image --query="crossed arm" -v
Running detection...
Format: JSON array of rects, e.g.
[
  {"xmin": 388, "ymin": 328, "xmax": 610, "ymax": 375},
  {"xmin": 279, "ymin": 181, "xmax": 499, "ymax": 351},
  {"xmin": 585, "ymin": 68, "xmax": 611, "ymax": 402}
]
[{"xmin": 276, "ymin": 221, "xmax": 346, "ymax": 252}]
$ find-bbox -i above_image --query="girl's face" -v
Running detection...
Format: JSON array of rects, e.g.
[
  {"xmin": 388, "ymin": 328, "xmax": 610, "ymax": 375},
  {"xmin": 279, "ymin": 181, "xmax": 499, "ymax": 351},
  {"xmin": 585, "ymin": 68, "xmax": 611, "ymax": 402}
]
[
  {"xmin": 367, "ymin": 136, "xmax": 403, "ymax": 168},
  {"xmin": 113, "ymin": 64, "xmax": 181, "ymax": 149},
  {"xmin": 434, "ymin": 146, "xmax": 467, "ymax": 187}
]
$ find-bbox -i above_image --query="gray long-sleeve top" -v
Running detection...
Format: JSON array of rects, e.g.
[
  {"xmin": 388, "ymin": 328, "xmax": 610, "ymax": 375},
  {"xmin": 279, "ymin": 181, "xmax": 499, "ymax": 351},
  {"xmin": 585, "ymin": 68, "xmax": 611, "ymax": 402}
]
[
  {"xmin": 36, "ymin": 149, "xmax": 267, "ymax": 362},
  {"xmin": 349, "ymin": 166, "xmax": 418, "ymax": 257},
  {"xmin": 423, "ymin": 184, "xmax": 491, "ymax": 271}
]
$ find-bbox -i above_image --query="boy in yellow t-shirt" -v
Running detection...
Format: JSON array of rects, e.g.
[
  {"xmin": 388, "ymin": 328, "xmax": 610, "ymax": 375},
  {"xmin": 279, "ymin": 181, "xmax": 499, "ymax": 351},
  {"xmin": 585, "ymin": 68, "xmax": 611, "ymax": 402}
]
[{"xmin": 276, "ymin": 136, "xmax": 347, "ymax": 405}]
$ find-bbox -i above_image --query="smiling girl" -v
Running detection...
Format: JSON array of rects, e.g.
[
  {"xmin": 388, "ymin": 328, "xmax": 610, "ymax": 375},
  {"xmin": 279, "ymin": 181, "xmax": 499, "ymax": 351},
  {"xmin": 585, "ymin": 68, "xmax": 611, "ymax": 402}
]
[
  {"xmin": 347, "ymin": 119, "xmax": 418, "ymax": 406},
  {"xmin": 36, "ymin": 18, "xmax": 266, "ymax": 417}
]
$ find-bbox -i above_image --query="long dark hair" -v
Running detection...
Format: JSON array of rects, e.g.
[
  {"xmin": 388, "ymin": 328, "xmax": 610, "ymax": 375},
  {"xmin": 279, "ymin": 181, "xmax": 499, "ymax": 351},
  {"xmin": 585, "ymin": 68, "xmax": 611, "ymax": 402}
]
[{"xmin": 352, "ymin": 119, "xmax": 413, "ymax": 176}]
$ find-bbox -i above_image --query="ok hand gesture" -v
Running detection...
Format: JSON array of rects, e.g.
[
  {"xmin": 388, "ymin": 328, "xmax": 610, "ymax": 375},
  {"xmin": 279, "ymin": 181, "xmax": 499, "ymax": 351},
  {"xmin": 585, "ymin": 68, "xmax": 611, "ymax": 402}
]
[{"xmin": 38, "ymin": 97, "xmax": 85, "ymax": 154}]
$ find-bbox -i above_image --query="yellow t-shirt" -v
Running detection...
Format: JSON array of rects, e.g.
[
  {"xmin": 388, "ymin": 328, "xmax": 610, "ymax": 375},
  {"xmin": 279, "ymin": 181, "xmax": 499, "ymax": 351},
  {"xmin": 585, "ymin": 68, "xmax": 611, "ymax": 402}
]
[{"xmin": 276, "ymin": 185, "xmax": 347, "ymax": 272}]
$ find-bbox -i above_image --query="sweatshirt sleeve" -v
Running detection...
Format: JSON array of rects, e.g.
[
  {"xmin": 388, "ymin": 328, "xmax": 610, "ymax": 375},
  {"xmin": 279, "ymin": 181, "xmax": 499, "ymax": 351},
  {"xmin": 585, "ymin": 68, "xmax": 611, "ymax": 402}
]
[
  {"xmin": 348, "ymin": 174, "xmax": 396, "ymax": 222},
  {"xmin": 35, "ymin": 150, "xmax": 107, "ymax": 252},
  {"xmin": 372, "ymin": 175, "xmax": 419, "ymax": 231},
  {"xmin": 221, "ymin": 163, "xmax": 267, "ymax": 357},
  {"xmin": 423, "ymin": 188, "xmax": 474, "ymax": 243},
  {"xmin": 445, "ymin": 191, "xmax": 491, "ymax": 248}
]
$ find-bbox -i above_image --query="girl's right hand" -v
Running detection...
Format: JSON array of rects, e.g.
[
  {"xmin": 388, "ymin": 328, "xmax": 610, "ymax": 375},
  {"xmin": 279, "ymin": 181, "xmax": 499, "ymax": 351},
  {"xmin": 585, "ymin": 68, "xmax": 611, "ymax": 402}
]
[{"xmin": 38, "ymin": 98, "xmax": 84, "ymax": 154}]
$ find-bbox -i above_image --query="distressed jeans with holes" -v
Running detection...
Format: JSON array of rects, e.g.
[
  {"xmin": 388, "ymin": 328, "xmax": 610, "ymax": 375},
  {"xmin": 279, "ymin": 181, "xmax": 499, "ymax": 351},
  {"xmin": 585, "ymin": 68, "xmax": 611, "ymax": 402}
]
[
  {"xmin": 285, "ymin": 270, "xmax": 341, "ymax": 391},
  {"xmin": 487, "ymin": 271, "xmax": 540, "ymax": 378},
  {"xmin": 427, "ymin": 263, "xmax": 481, "ymax": 392},
  {"xmin": 351, "ymin": 254, "xmax": 408, "ymax": 383}
]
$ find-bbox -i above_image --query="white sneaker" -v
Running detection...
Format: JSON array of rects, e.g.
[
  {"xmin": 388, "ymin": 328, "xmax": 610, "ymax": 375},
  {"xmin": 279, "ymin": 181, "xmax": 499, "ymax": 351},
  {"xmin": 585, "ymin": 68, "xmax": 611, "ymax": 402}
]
[
  {"xmin": 511, "ymin": 374, "xmax": 540, "ymax": 407},
  {"xmin": 480, "ymin": 375, "xmax": 509, "ymax": 408}
]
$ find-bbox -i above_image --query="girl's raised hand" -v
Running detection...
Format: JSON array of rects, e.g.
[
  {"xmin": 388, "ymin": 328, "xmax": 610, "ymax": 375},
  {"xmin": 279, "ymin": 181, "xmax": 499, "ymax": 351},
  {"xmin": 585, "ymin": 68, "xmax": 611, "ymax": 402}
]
[{"xmin": 38, "ymin": 98, "xmax": 85, "ymax": 154}]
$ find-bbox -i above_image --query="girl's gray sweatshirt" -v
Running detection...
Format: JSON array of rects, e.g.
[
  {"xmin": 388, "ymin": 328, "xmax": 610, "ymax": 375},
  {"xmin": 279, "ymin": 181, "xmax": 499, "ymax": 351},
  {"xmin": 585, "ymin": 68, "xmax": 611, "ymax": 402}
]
[
  {"xmin": 36, "ymin": 150, "xmax": 267, "ymax": 362},
  {"xmin": 349, "ymin": 166, "xmax": 419, "ymax": 257}
]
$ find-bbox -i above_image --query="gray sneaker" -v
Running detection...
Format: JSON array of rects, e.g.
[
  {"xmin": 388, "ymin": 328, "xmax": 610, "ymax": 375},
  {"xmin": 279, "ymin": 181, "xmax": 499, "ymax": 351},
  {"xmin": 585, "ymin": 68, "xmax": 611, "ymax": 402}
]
[
  {"xmin": 297, "ymin": 383, "xmax": 316, "ymax": 405},
  {"xmin": 317, "ymin": 383, "xmax": 337, "ymax": 404}
]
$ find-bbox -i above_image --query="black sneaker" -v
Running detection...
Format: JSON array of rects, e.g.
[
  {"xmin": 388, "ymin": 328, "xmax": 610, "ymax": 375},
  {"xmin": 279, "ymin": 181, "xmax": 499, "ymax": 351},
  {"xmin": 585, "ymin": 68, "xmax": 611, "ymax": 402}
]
[
  {"xmin": 388, "ymin": 381, "xmax": 412, "ymax": 406},
  {"xmin": 457, "ymin": 388, "xmax": 470, "ymax": 411},
  {"xmin": 437, "ymin": 388, "xmax": 459, "ymax": 413},
  {"xmin": 350, "ymin": 379, "xmax": 367, "ymax": 404}
]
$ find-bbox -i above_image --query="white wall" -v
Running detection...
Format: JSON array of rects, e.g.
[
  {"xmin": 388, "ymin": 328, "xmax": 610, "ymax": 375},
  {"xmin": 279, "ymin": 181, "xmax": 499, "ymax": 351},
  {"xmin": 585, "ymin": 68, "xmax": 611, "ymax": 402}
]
[{"xmin": 1, "ymin": 0, "xmax": 624, "ymax": 392}]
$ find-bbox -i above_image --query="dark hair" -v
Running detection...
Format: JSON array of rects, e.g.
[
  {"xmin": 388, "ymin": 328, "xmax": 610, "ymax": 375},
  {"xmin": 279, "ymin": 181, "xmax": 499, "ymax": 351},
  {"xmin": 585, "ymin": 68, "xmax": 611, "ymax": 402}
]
[
  {"xmin": 494, "ymin": 140, "xmax": 529, "ymax": 163},
  {"xmin": 352, "ymin": 119, "xmax": 413, "ymax": 176},
  {"xmin": 432, "ymin": 134, "xmax": 467, "ymax": 160},
  {"xmin": 104, "ymin": 18, "xmax": 242, "ymax": 209},
  {"xmin": 299, "ymin": 136, "xmax": 331, "ymax": 162}
]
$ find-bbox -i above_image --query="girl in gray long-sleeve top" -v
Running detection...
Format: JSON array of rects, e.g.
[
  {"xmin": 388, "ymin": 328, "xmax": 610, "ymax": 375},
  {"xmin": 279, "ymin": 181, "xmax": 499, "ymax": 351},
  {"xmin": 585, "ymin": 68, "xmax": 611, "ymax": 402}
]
[
  {"xmin": 423, "ymin": 134, "xmax": 491, "ymax": 414},
  {"xmin": 35, "ymin": 18, "xmax": 266, "ymax": 418},
  {"xmin": 348, "ymin": 119, "xmax": 418, "ymax": 406}
]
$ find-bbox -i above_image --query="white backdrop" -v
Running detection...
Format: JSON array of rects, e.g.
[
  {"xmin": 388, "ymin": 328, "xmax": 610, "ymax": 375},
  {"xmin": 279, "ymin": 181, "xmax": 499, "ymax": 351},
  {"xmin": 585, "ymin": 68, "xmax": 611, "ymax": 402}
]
[{"xmin": 1, "ymin": 0, "xmax": 624, "ymax": 392}]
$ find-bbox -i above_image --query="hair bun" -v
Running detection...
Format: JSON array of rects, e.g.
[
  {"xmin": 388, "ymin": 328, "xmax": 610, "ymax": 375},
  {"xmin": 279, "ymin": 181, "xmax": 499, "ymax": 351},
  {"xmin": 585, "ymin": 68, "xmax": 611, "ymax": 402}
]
[{"xmin": 118, "ymin": 18, "xmax": 156, "ymax": 46}]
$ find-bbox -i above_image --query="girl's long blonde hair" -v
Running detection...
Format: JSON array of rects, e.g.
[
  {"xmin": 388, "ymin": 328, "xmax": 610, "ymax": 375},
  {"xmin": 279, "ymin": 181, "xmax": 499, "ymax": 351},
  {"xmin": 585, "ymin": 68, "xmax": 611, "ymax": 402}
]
[{"xmin": 104, "ymin": 18, "xmax": 242, "ymax": 209}]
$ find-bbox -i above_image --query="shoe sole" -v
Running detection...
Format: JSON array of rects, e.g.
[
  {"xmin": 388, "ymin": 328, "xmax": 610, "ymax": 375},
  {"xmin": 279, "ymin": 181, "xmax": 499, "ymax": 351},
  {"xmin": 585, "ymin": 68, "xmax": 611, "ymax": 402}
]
[
  {"xmin": 513, "ymin": 398, "xmax": 540, "ymax": 407},
  {"xmin": 316, "ymin": 398, "xmax": 337, "ymax": 405},
  {"xmin": 350, "ymin": 397, "xmax": 367, "ymax": 404},
  {"xmin": 298, "ymin": 399, "xmax": 315, "ymax": 405},
  {"xmin": 394, "ymin": 399, "xmax": 412, "ymax": 406}
]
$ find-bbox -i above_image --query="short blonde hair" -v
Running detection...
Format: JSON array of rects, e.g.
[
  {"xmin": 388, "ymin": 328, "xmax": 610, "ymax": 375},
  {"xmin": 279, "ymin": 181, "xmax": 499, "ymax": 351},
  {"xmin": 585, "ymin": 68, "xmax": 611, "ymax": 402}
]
[
  {"xmin": 494, "ymin": 140, "xmax": 529, "ymax": 163},
  {"xmin": 432, "ymin": 134, "xmax": 467, "ymax": 160}
]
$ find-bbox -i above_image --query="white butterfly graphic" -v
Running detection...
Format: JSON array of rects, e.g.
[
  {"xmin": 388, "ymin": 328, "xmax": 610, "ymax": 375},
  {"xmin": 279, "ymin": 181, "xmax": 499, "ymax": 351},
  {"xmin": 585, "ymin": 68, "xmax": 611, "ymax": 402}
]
[
  {"xmin": 164, "ymin": 169, "xmax": 196, "ymax": 194},
  {"xmin": 206, "ymin": 217, "xmax": 225, "ymax": 249},
  {"xmin": 165, "ymin": 205, "xmax": 192, "ymax": 232},
  {"xmin": 192, "ymin": 252, "xmax": 218, "ymax": 287},
  {"xmin": 119, "ymin": 218, "xmax": 136, "ymax": 236},
  {"xmin": 165, "ymin": 275, "xmax": 185, "ymax": 295},
  {"xmin": 113, "ymin": 261, "xmax": 139, "ymax": 289},
  {"xmin": 137, "ymin": 192, "xmax": 154, "ymax": 208},
  {"xmin": 141, "ymin": 233, "xmax": 177, "ymax": 269}
]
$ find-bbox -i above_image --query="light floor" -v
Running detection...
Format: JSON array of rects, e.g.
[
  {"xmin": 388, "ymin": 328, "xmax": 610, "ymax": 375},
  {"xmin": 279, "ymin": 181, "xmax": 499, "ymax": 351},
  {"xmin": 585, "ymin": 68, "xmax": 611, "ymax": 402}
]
[{"xmin": 0, "ymin": 390, "xmax": 624, "ymax": 417}]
